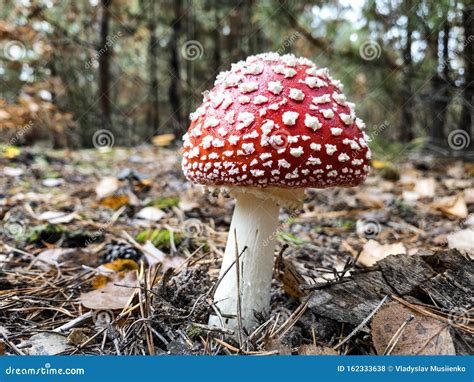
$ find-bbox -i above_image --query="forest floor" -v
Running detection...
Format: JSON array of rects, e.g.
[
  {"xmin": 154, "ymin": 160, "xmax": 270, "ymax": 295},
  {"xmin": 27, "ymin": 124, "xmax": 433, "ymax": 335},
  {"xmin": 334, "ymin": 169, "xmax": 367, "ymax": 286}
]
[{"xmin": 0, "ymin": 145, "xmax": 473, "ymax": 355}]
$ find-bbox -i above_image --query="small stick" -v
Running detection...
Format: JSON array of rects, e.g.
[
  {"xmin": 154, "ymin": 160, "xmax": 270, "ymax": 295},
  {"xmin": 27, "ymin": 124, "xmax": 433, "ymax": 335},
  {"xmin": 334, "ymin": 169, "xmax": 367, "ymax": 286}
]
[
  {"xmin": 191, "ymin": 323, "xmax": 235, "ymax": 336},
  {"xmin": 234, "ymin": 228, "xmax": 244, "ymax": 348},
  {"xmin": 53, "ymin": 311, "xmax": 94, "ymax": 333},
  {"xmin": 384, "ymin": 314, "xmax": 414, "ymax": 355},
  {"xmin": 272, "ymin": 301, "xmax": 308, "ymax": 340},
  {"xmin": 333, "ymin": 295, "xmax": 388, "ymax": 350},
  {"xmin": 213, "ymin": 337, "xmax": 240, "ymax": 353},
  {"xmin": 1, "ymin": 332, "xmax": 25, "ymax": 355}
]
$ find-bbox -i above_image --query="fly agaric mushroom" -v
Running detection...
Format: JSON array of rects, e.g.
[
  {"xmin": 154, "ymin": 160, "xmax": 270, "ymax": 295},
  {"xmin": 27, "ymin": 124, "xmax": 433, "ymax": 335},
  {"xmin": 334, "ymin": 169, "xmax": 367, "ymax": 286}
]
[{"xmin": 181, "ymin": 52, "xmax": 371, "ymax": 330}]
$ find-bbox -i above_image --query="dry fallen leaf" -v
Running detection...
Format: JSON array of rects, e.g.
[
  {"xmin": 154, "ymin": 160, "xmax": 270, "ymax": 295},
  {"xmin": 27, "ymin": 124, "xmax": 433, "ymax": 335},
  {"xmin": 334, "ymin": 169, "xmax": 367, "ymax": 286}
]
[
  {"xmin": 35, "ymin": 248, "xmax": 100, "ymax": 270},
  {"xmin": 67, "ymin": 328, "xmax": 89, "ymax": 346},
  {"xmin": 3, "ymin": 166, "xmax": 24, "ymax": 177},
  {"xmin": 178, "ymin": 198, "xmax": 199, "ymax": 212},
  {"xmin": 37, "ymin": 211, "xmax": 78, "ymax": 224},
  {"xmin": 414, "ymin": 177, "xmax": 436, "ymax": 199},
  {"xmin": 356, "ymin": 189, "xmax": 393, "ymax": 208},
  {"xmin": 92, "ymin": 259, "xmax": 139, "ymax": 291},
  {"xmin": 358, "ymin": 240, "xmax": 407, "ymax": 267},
  {"xmin": 371, "ymin": 302, "xmax": 455, "ymax": 355},
  {"xmin": 371, "ymin": 160, "xmax": 391, "ymax": 169},
  {"xmin": 152, "ymin": 133, "xmax": 175, "ymax": 147},
  {"xmin": 142, "ymin": 241, "xmax": 183, "ymax": 270},
  {"xmin": 464, "ymin": 188, "xmax": 474, "ymax": 204},
  {"xmin": 447, "ymin": 229, "xmax": 474, "ymax": 258},
  {"xmin": 42, "ymin": 178, "xmax": 64, "ymax": 187},
  {"xmin": 80, "ymin": 270, "xmax": 137, "ymax": 310},
  {"xmin": 275, "ymin": 253, "xmax": 306, "ymax": 298},
  {"xmin": 431, "ymin": 193, "xmax": 468, "ymax": 219},
  {"xmin": 95, "ymin": 176, "xmax": 120, "ymax": 199},
  {"xmin": 264, "ymin": 339, "xmax": 292, "ymax": 355},
  {"xmin": 136, "ymin": 206, "xmax": 166, "ymax": 222},
  {"xmin": 36, "ymin": 248, "xmax": 72, "ymax": 268},
  {"xmin": 402, "ymin": 190, "xmax": 419, "ymax": 203},
  {"xmin": 2, "ymin": 146, "xmax": 21, "ymax": 159},
  {"xmin": 99, "ymin": 194, "xmax": 129, "ymax": 209},
  {"xmin": 23, "ymin": 332, "xmax": 69, "ymax": 355}
]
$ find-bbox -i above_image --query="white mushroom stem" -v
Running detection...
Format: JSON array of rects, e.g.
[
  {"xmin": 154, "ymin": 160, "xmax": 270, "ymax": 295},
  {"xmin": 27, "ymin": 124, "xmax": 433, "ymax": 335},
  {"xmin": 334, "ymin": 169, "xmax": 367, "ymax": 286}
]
[{"xmin": 209, "ymin": 192, "xmax": 280, "ymax": 331}]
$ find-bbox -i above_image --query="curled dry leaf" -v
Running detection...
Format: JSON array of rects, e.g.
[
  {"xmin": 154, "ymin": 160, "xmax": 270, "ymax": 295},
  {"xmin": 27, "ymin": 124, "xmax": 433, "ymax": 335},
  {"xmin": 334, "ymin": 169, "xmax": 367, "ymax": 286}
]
[
  {"xmin": 358, "ymin": 240, "xmax": 406, "ymax": 267},
  {"xmin": 35, "ymin": 248, "xmax": 100, "ymax": 270},
  {"xmin": 80, "ymin": 270, "xmax": 138, "ymax": 310},
  {"xmin": 431, "ymin": 193, "xmax": 468, "ymax": 219},
  {"xmin": 141, "ymin": 241, "xmax": 184, "ymax": 270},
  {"xmin": 36, "ymin": 211, "xmax": 77, "ymax": 224},
  {"xmin": 275, "ymin": 253, "xmax": 306, "ymax": 298},
  {"xmin": 371, "ymin": 302, "xmax": 455, "ymax": 355}
]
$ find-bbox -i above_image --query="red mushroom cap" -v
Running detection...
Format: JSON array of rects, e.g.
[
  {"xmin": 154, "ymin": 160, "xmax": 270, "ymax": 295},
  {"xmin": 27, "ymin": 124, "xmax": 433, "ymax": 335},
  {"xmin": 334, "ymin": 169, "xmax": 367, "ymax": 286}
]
[{"xmin": 182, "ymin": 53, "xmax": 371, "ymax": 189}]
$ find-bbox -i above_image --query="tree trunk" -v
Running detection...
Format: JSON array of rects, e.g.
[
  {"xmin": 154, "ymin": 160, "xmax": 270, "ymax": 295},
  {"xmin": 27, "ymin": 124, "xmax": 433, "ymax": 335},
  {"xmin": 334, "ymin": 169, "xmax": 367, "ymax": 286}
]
[
  {"xmin": 98, "ymin": 0, "xmax": 113, "ymax": 130},
  {"xmin": 429, "ymin": 22, "xmax": 451, "ymax": 146},
  {"xmin": 146, "ymin": 2, "xmax": 159, "ymax": 136},
  {"xmin": 458, "ymin": 3, "xmax": 473, "ymax": 137},
  {"xmin": 212, "ymin": 2, "xmax": 221, "ymax": 74},
  {"xmin": 399, "ymin": 2, "xmax": 415, "ymax": 142},
  {"xmin": 168, "ymin": 0, "xmax": 183, "ymax": 136}
]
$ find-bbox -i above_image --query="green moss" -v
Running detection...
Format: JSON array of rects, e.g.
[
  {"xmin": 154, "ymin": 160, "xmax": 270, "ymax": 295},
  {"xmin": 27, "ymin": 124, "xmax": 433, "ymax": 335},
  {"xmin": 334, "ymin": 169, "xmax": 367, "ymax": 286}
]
[
  {"xmin": 277, "ymin": 231, "xmax": 309, "ymax": 245},
  {"xmin": 150, "ymin": 197, "xmax": 180, "ymax": 209},
  {"xmin": 335, "ymin": 219, "xmax": 356, "ymax": 230},
  {"xmin": 135, "ymin": 228, "xmax": 183, "ymax": 249},
  {"xmin": 186, "ymin": 325, "xmax": 203, "ymax": 339},
  {"xmin": 28, "ymin": 224, "xmax": 64, "ymax": 244}
]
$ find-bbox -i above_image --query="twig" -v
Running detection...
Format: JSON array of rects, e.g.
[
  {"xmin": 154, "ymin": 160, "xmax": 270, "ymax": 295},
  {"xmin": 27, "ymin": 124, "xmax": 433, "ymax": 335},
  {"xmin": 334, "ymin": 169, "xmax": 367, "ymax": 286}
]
[
  {"xmin": 391, "ymin": 295, "xmax": 474, "ymax": 334},
  {"xmin": 1, "ymin": 332, "xmax": 25, "ymax": 355},
  {"xmin": 53, "ymin": 312, "xmax": 93, "ymax": 333},
  {"xmin": 191, "ymin": 323, "xmax": 234, "ymax": 336},
  {"xmin": 271, "ymin": 301, "xmax": 308, "ymax": 339},
  {"xmin": 333, "ymin": 295, "xmax": 388, "ymax": 350},
  {"xmin": 234, "ymin": 228, "xmax": 244, "ymax": 348},
  {"xmin": 384, "ymin": 313, "xmax": 414, "ymax": 355}
]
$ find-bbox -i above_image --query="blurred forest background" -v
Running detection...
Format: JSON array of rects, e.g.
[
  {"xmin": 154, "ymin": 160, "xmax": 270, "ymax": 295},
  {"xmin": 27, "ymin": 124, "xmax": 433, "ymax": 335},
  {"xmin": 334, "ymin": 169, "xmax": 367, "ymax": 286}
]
[{"xmin": 0, "ymin": 0, "xmax": 472, "ymax": 157}]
